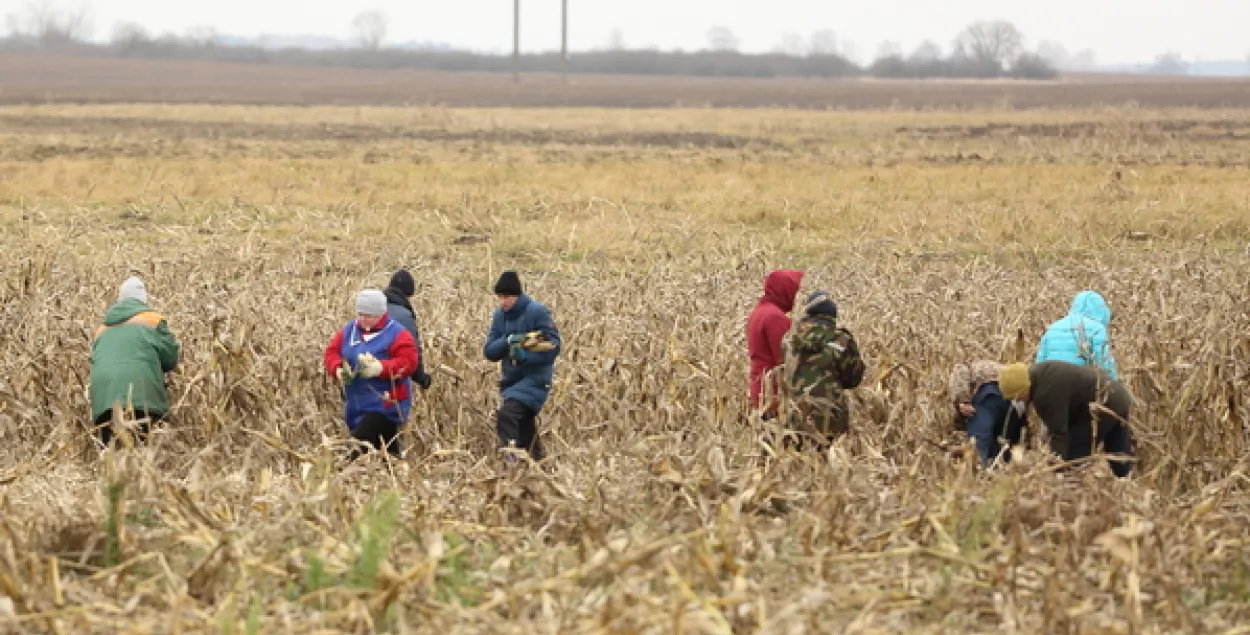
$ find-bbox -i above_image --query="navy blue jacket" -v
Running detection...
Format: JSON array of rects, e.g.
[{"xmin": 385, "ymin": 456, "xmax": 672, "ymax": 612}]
[
  {"xmin": 384, "ymin": 288, "xmax": 427, "ymax": 380},
  {"xmin": 483, "ymin": 295, "xmax": 561, "ymax": 412}
]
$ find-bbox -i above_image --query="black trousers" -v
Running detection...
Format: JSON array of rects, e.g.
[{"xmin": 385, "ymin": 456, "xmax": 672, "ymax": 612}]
[
  {"xmin": 95, "ymin": 409, "xmax": 160, "ymax": 446},
  {"xmin": 349, "ymin": 413, "xmax": 403, "ymax": 459},
  {"xmin": 497, "ymin": 399, "xmax": 544, "ymax": 461}
]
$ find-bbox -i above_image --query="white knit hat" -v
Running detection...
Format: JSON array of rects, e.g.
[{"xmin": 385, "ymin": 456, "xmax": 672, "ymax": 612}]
[
  {"xmin": 355, "ymin": 289, "xmax": 387, "ymax": 316},
  {"xmin": 118, "ymin": 276, "xmax": 148, "ymax": 304}
]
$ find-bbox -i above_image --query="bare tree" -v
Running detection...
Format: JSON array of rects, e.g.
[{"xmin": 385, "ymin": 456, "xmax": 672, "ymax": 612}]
[
  {"xmin": 775, "ymin": 31, "xmax": 807, "ymax": 57},
  {"xmin": 110, "ymin": 21, "xmax": 150, "ymax": 53},
  {"xmin": 351, "ymin": 10, "xmax": 388, "ymax": 50},
  {"xmin": 184, "ymin": 25, "xmax": 220, "ymax": 48},
  {"xmin": 706, "ymin": 26, "xmax": 739, "ymax": 52},
  {"xmin": 6, "ymin": 1, "xmax": 91, "ymax": 46},
  {"xmin": 875, "ymin": 40, "xmax": 902, "ymax": 61},
  {"xmin": 909, "ymin": 40, "xmax": 943, "ymax": 62},
  {"xmin": 808, "ymin": 29, "xmax": 837, "ymax": 56},
  {"xmin": 606, "ymin": 28, "xmax": 626, "ymax": 51},
  {"xmin": 1071, "ymin": 49, "xmax": 1097, "ymax": 70},
  {"xmin": 1147, "ymin": 51, "xmax": 1189, "ymax": 75},
  {"xmin": 955, "ymin": 20, "xmax": 1024, "ymax": 70},
  {"xmin": 1037, "ymin": 40, "xmax": 1070, "ymax": 68}
]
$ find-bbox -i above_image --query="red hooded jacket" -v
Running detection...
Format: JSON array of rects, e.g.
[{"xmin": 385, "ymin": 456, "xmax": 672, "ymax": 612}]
[{"xmin": 746, "ymin": 270, "xmax": 803, "ymax": 412}]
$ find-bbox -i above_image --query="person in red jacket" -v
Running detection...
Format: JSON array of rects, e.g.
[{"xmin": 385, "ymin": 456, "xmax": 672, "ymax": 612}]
[
  {"xmin": 746, "ymin": 269, "xmax": 803, "ymax": 419},
  {"xmin": 324, "ymin": 289, "xmax": 420, "ymax": 461}
]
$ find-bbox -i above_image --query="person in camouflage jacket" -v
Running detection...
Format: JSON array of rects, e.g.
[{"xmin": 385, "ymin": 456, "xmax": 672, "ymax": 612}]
[{"xmin": 784, "ymin": 290, "xmax": 865, "ymax": 450}]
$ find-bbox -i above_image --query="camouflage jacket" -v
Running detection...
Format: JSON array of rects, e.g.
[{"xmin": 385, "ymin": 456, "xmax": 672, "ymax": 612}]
[{"xmin": 785, "ymin": 315, "xmax": 865, "ymax": 400}]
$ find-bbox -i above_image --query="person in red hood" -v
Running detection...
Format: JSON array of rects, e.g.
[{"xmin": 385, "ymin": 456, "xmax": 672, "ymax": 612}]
[{"xmin": 746, "ymin": 270, "xmax": 803, "ymax": 417}]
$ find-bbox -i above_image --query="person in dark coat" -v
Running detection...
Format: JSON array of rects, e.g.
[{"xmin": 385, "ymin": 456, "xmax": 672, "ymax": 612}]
[
  {"xmin": 483, "ymin": 271, "xmax": 561, "ymax": 464},
  {"xmin": 383, "ymin": 269, "xmax": 432, "ymax": 390},
  {"xmin": 998, "ymin": 361, "xmax": 1134, "ymax": 477},
  {"xmin": 948, "ymin": 360, "xmax": 1027, "ymax": 467}
]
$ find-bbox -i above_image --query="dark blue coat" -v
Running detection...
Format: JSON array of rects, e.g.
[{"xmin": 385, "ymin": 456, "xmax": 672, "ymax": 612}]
[
  {"xmin": 384, "ymin": 288, "xmax": 426, "ymax": 380},
  {"xmin": 483, "ymin": 295, "xmax": 561, "ymax": 412}
]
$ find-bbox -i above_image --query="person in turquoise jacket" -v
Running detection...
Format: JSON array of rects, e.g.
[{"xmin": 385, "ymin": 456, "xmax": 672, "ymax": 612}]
[{"xmin": 1035, "ymin": 291, "xmax": 1119, "ymax": 380}]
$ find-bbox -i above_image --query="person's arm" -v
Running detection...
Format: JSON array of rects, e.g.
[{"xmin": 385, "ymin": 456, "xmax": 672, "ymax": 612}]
[
  {"xmin": 154, "ymin": 321, "xmax": 180, "ymax": 373},
  {"xmin": 1003, "ymin": 399, "xmax": 1028, "ymax": 446},
  {"xmin": 1094, "ymin": 328, "xmax": 1119, "ymax": 381},
  {"xmin": 324, "ymin": 328, "xmax": 346, "ymax": 376},
  {"xmin": 380, "ymin": 330, "xmax": 419, "ymax": 379},
  {"xmin": 837, "ymin": 330, "xmax": 866, "ymax": 389},
  {"xmin": 483, "ymin": 311, "xmax": 509, "ymax": 362},
  {"xmin": 520, "ymin": 304, "xmax": 561, "ymax": 367}
]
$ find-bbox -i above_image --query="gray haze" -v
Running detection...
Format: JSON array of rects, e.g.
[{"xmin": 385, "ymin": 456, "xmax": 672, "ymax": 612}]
[{"xmin": 15, "ymin": 0, "xmax": 1250, "ymax": 65}]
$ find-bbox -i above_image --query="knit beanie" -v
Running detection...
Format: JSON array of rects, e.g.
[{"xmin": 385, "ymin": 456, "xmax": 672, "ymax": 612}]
[
  {"xmin": 997, "ymin": 363, "xmax": 1032, "ymax": 401},
  {"xmin": 804, "ymin": 290, "xmax": 837, "ymax": 318},
  {"xmin": 494, "ymin": 271, "xmax": 522, "ymax": 296},
  {"xmin": 118, "ymin": 276, "xmax": 148, "ymax": 304},
  {"xmin": 355, "ymin": 289, "xmax": 388, "ymax": 316},
  {"xmin": 388, "ymin": 269, "xmax": 415, "ymax": 297}
]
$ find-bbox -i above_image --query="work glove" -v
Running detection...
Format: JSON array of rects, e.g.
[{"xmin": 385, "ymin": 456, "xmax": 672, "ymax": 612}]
[
  {"xmin": 506, "ymin": 333, "xmax": 526, "ymax": 346},
  {"xmin": 520, "ymin": 330, "xmax": 556, "ymax": 352},
  {"xmin": 357, "ymin": 352, "xmax": 384, "ymax": 378},
  {"xmin": 509, "ymin": 344, "xmax": 528, "ymax": 365},
  {"xmin": 414, "ymin": 371, "xmax": 432, "ymax": 390},
  {"xmin": 335, "ymin": 361, "xmax": 356, "ymax": 384}
]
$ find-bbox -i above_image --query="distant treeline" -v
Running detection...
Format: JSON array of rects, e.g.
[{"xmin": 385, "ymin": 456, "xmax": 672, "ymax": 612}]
[{"xmin": 0, "ymin": 33, "xmax": 1058, "ymax": 81}]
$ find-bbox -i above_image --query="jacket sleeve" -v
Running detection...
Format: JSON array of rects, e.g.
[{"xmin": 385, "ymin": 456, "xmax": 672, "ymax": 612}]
[
  {"xmin": 380, "ymin": 330, "xmax": 419, "ymax": 379},
  {"xmin": 838, "ymin": 330, "xmax": 866, "ymax": 389},
  {"xmin": 154, "ymin": 321, "xmax": 180, "ymax": 373},
  {"xmin": 520, "ymin": 303, "xmax": 561, "ymax": 367},
  {"xmin": 412, "ymin": 315, "xmax": 427, "ymax": 377},
  {"xmin": 1035, "ymin": 328, "xmax": 1052, "ymax": 364},
  {"xmin": 1094, "ymin": 328, "xmax": 1119, "ymax": 381},
  {"xmin": 1003, "ymin": 400, "xmax": 1028, "ymax": 446},
  {"xmin": 766, "ymin": 313, "xmax": 791, "ymax": 368},
  {"xmin": 484, "ymin": 311, "xmax": 509, "ymax": 362},
  {"xmin": 324, "ymin": 328, "xmax": 346, "ymax": 376}
]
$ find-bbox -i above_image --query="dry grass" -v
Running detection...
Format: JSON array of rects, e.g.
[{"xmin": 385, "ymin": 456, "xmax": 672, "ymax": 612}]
[
  {"xmin": 6, "ymin": 53, "xmax": 1250, "ymax": 110},
  {"xmin": 0, "ymin": 104, "xmax": 1248, "ymax": 634}
]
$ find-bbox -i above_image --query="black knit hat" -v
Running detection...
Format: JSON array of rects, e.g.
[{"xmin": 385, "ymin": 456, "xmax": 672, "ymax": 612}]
[
  {"xmin": 494, "ymin": 271, "xmax": 522, "ymax": 296},
  {"xmin": 388, "ymin": 269, "xmax": 415, "ymax": 297},
  {"xmin": 805, "ymin": 290, "xmax": 837, "ymax": 318}
]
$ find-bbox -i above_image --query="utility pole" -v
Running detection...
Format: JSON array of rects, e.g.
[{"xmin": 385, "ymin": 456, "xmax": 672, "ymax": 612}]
[
  {"xmin": 513, "ymin": 0, "xmax": 520, "ymax": 83},
  {"xmin": 561, "ymin": 0, "xmax": 569, "ymax": 84}
]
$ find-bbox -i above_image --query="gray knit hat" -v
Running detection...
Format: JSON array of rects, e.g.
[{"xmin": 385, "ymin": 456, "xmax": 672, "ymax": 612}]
[
  {"xmin": 118, "ymin": 276, "xmax": 148, "ymax": 304},
  {"xmin": 355, "ymin": 289, "xmax": 387, "ymax": 316}
]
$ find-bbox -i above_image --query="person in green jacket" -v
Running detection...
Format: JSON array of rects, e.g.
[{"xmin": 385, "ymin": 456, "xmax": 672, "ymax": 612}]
[{"xmin": 90, "ymin": 277, "xmax": 181, "ymax": 446}]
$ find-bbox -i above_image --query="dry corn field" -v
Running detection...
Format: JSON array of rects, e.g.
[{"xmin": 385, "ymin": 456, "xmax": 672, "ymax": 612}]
[{"xmin": 1, "ymin": 103, "xmax": 1249, "ymax": 635}]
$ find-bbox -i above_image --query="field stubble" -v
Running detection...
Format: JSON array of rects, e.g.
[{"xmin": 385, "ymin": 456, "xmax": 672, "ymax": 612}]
[{"xmin": 0, "ymin": 104, "xmax": 1248, "ymax": 634}]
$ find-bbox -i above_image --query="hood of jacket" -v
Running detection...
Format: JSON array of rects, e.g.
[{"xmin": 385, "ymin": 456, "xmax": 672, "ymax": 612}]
[
  {"xmin": 383, "ymin": 287, "xmax": 414, "ymax": 313},
  {"xmin": 761, "ymin": 270, "xmax": 803, "ymax": 313},
  {"xmin": 103, "ymin": 298, "xmax": 154, "ymax": 326},
  {"xmin": 1068, "ymin": 291, "xmax": 1111, "ymax": 327}
]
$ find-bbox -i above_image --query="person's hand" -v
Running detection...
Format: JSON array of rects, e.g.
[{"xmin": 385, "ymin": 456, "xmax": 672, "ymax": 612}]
[
  {"xmin": 958, "ymin": 402, "xmax": 975, "ymax": 418},
  {"xmin": 357, "ymin": 353, "xmax": 383, "ymax": 378},
  {"xmin": 506, "ymin": 333, "xmax": 526, "ymax": 346},
  {"xmin": 414, "ymin": 371, "xmax": 432, "ymax": 390},
  {"xmin": 509, "ymin": 345, "xmax": 528, "ymax": 364},
  {"xmin": 335, "ymin": 361, "xmax": 355, "ymax": 383}
]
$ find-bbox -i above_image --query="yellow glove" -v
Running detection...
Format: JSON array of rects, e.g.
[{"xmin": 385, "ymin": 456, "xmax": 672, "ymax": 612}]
[
  {"xmin": 521, "ymin": 331, "xmax": 555, "ymax": 352},
  {"xmin": 357, "ymin": 353, "xmax": 384, "ymax": 378}
]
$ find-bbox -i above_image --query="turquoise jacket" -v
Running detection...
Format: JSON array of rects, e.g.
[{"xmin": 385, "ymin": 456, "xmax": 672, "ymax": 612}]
[{"xmin": 1035, "ymin": 291, "xmax": 1119, "ymax": 380}]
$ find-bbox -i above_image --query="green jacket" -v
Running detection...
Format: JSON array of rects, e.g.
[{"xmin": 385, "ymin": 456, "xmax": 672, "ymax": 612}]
[{"xmin": 90, "ymin": 299, "xmax": 181, "ymax": 421}]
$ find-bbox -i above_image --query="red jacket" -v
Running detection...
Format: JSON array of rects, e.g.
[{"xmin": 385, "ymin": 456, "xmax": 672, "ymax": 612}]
[
  {"xmin": 746, "ymin": 270, "xmax": 803, "ymax": 412},
  {"xmin": 324, "ymin": 315, "xmax": 420, "ymax": 405}
]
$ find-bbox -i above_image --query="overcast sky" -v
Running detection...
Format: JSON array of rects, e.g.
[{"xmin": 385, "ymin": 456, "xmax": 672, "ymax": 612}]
[{"xmin": 28, "ymin": 0, "xmax": 1250, "ymax": 64}]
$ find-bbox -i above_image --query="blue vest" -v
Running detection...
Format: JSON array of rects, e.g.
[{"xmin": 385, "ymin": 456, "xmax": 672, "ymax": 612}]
[{"xmin": 339, "ymin": 319, "xmax": 411, "ymax": 429}]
